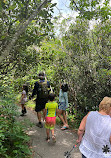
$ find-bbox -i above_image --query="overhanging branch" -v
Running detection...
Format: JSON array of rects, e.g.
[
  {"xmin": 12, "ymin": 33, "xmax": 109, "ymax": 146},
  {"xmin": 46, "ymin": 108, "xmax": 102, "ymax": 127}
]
[
  {"xmin": 0, "ymin": 0, "xmax": 50, "ymax": 63},
  {"xmin": 72, "ymin": 0, "xmax": 81, "ymax": 12}
]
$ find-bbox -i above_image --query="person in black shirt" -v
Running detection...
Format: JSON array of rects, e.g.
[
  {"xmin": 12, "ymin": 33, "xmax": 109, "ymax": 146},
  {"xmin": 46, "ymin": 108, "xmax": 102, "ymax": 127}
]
[{"xmin": 30, "ymin": 72, "xmax": 50, "ymax": 128}]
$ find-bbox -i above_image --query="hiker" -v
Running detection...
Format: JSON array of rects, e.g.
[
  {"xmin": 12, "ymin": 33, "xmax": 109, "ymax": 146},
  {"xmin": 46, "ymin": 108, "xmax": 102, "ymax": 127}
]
[
  {"xmin": 58, "ymin": 83, "xmax": 69, "ymax": 130},
  {"xmin": 77, "ymin": 96, "xmax": 111, "ymax": 158},
  {"xmin": 30, "ymin": 72, "xmax": 50, "ymax": 128},
  {"xmin": 45, "ymin": 93, "xmax": 58, "ymax": 143},
  {"xmin": 20, "ymin": 84, "xmax": 28, "ymax": 116}
]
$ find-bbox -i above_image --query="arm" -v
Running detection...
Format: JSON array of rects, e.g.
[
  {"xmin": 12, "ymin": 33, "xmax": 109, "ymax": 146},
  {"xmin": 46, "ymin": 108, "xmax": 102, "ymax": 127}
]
[
  {"xmin": 20, "ymin": 94, "xmax": 25, "ymax": 102},
  {"xmin": 77, "ymin": 112, "xmax": 90, "ymax": 144},
  {"xmin": 110, "ymin": 136, "xmax": 111, "ymax": 144},
  {"xmin": 56, "ymin": 103, "xmax": 59, "ymax": 116},
  {"xmin": 45, "ymin": 109, "xmax": 47, "ymax": 118},
  {"xmin": 20, "ymin": 91, "xmax": 25, "ymax": 102},
  {"xmin": 47, "ymin": 81, "xmax": 51, "ymax": 93},
  {"xmin": 56, "ymin": 108, "xmax": 59, "ymax": 116},
  {"xmin": 47, "ymin": 81, "xmax": 50, "ymax": 88},
  {"xmin": 22, "ymin": 94, "xmax": 25, "ymax": 99},
  {"xmin": 31, "ymin": 82, "xmax": 38, "ymax": 98},
  {"xmin": 45, "ymin": 103, "xmax": 48, "ymax": 118}
]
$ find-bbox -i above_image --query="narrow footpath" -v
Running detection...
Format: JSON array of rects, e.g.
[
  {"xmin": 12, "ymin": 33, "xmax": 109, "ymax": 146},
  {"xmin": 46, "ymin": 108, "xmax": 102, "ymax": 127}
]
[{"xmin": 18, "ymin": 108, "xmax": 81, "ymax": 158}]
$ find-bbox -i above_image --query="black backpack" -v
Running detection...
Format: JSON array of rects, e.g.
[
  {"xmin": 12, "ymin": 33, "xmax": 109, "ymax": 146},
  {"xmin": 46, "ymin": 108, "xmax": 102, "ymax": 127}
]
[{"xmin": 38, "ymin": 81, "xmax": 49, "ymax": 99}]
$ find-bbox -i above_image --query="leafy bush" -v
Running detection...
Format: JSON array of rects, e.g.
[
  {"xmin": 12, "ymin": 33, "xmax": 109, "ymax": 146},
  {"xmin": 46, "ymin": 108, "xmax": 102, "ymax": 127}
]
[
  {"xmin": 66, "ymin": 105, "xmax": 85, "ymax": 129},
  {"xmin": 0, "ymin": 86, "xmax": 32, "ymax": 158}
]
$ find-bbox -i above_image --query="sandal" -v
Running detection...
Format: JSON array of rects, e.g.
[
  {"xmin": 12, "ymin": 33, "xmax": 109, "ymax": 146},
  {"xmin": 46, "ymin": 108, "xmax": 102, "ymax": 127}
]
[
  {"xmin": 61, "ymin": 126, "xmax": 69, "ymax": 130},
  {"xmin": 52, "ymin": 135, "xmax": 56, "ymax": 143}
]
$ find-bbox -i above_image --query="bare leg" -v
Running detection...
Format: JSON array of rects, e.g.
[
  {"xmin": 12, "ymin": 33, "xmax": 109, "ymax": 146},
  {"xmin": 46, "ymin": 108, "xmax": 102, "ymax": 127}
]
[
  {"xmin": 63, "ymin": 110, "xmax": 68, "ymax": 126},
  {"xmin": 42, "ymin": 109, "xmax": 45, "ymax": 122},
  {"xmin": 37, "ymin": 111, "xmax": 41, "ymax": 122},
  {"xmin": 58, "ymin": 109, "xmax": 67, "ymax": 126},
  {"xmin": 46, "ymin": 129, "xmax": 50, "ymax": 138},
  {"xmin": 21, "ymin": 104, "xmax": 24, "ymax": 110},
  {"xmin": 51, "ymin": 128, "xmax": 56, "ymax": 142},
  {"xmin": 36, "ymin": 111, "xmax": 43, "ymax": 128},
  {"xmin": 51, "ymin": 128, "xmax": 55, "ymax": 136}
]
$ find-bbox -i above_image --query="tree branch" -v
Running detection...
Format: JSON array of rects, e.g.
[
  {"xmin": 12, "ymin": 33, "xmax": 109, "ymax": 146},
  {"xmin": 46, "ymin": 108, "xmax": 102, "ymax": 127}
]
[
  {"xmin": 71, "ymin": 0, "xmax": 81, "ymax": 12},
  {"xmin": 0, "ymin": 0, "xmax": 50, "ymax": 63}
]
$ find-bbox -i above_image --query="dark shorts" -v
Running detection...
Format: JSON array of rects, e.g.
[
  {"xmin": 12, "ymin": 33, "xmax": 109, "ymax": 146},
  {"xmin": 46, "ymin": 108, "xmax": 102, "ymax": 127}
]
[{"xmin": 35, "ymin": 99, "xmax": 48, "ymax": 112}]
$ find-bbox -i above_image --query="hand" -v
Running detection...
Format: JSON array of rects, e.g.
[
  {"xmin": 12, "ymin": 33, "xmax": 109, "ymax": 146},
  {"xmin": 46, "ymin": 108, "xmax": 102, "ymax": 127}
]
[{"xmin": 76, "ymin": 139, "xmax": 81, "ymax": 145}]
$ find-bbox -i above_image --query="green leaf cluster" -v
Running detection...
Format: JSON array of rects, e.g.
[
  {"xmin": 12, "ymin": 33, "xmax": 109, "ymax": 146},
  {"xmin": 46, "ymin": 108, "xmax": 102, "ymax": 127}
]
[
  {"xmin": 70, "ymin": 0, "xmax": 111, "ymax": 21},
  {"xmin": 0, "ymin": 86, "xmax": 31, "ymax": 158},
  {"xmin": 0, "ymin": 0, "xmax": 56, "ymax": 75}
]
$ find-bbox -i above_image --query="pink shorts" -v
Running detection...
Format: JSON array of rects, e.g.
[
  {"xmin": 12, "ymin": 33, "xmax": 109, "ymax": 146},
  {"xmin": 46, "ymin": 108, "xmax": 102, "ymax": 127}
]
[{"xmin": 45, "ymin": 116, "xmax": 56, "ymax": 130}]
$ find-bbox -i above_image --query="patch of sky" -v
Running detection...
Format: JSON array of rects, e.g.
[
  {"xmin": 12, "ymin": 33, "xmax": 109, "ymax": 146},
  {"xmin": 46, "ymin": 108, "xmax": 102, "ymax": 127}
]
[
  {"xmin": 52, "ymin": 0, "xmax": 79, "ymax": 19},
  {"xmin": 51, "ymin": 0, "xmax": 111, "ymax": 35},
  {"xmin": 51, "ymin": 0, "xmax": 79, "ymax": 36}
]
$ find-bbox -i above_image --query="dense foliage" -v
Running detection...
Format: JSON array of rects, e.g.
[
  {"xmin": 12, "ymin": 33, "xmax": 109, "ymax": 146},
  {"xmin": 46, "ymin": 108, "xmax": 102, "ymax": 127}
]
[
  {"xmin": 0, "ymin": 0, "xmax": 56, "ymax": 157},
  {"xmin": 0, "ymin": 86, "xmax": 31, "ymax": 158},
  {"xmin": 0, "ymin": 0, "xmax": 56, "ymax": 75},
  {"xmin": 0, "ymin": 0, "xmax": 111, "ymax": 157},
  {"xmin": 70, "ymin": 0, "xmax": 111, "ymax": 20}
]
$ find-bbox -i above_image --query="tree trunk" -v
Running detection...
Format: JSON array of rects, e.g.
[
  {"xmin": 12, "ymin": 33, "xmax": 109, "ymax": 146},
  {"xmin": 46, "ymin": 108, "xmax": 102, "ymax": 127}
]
[{"xmin": 0, "ymin": 0, "xmax": 49, "ymax": 63}]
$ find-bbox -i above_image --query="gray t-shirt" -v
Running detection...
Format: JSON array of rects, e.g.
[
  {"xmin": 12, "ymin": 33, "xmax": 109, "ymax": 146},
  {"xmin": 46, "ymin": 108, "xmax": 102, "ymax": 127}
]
[
  {"xmin": 59, "ymin": 89, "xmax": 68, "ymax": 107},
  {"xmin": 21, "ymin": 90, "xmax": 27, "ymax": 104}
]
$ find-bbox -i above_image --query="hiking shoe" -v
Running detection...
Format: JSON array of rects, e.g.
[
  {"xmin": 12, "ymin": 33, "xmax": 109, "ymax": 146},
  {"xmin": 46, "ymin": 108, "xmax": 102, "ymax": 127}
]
[
  {"xmin": 20, "ymin": 113, "xmax": 25, "ymax": 116},
  {"xmin": 23, "ymin": 107, "xmax": 27, "ymax": 114},
  {"xmin": 46, "ymin": 137, "xmax": 50, "ymax": 143},
  {"xmin": 20, "ymin": 110, "xmax": 25, "ymax": 116},
  {"xmin": 36, "ymin": 122, "xmax": 43, "ymax": 128},
  {"xmin": 52, "ymin": 135, "xmax": 56, "ymax": 143}
]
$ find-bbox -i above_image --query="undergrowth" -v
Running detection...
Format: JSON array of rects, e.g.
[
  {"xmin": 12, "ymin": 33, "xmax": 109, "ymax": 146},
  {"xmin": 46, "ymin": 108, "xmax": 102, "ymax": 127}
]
[{"xmin": 0, "ymin": 94, "xmax": 32, "ymax": 158}]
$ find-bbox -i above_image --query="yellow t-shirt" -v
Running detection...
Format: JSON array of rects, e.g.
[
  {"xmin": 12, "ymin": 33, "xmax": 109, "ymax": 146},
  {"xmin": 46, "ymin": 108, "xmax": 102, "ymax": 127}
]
[{"xmin": 45, "ymin": 101, "xmax": 58, "ymax": 117}]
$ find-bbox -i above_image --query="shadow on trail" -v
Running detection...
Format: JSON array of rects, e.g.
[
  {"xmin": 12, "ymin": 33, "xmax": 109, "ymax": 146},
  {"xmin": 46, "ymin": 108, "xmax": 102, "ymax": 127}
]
[{"xmin": 17, "ymin": 108, "xmax": 81, "ymax": 158}]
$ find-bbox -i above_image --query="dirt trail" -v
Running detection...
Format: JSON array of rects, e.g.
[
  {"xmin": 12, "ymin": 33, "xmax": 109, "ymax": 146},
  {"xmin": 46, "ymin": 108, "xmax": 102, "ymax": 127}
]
[{"xmin": 18, "ymin": 108, "xmax": 81, "ymax": 158}]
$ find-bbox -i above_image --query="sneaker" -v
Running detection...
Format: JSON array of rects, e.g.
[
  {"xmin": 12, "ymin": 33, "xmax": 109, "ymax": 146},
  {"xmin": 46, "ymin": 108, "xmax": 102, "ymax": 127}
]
[
  {"xmin": 46, "ymin": 137, "xmax": 50, "ymax": 143},
  {"xmin": 52, "ymin": 135, "xmax": 56, "ymax": 143},
  {"xmin": 36, "ymin": 122, "xmax": 43, "ymax": 128}
]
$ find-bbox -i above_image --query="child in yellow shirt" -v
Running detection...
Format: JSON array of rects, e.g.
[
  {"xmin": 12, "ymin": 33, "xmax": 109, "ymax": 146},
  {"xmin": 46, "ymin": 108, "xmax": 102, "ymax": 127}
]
[{"xmin": 45, "ymin": 93, "xmax": 58, "ymax": 143}]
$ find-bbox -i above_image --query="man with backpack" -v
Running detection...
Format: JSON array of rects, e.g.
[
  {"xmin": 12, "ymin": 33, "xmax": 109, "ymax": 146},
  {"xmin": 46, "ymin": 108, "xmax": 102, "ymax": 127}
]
[{"xmin": 30, "ymin": 72, "xmax": 50, "ymax": 128}]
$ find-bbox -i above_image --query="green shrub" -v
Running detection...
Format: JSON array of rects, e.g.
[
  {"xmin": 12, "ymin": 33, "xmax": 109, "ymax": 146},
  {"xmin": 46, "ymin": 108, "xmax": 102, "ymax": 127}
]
[{"xmin": 0, "ymin": 90, "xmax": 32, "ymax": 158}]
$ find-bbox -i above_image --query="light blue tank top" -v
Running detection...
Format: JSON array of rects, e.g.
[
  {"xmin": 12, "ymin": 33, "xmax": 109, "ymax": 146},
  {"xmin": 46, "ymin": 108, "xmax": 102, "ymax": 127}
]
[{"xmin": 79, "ymin": 111, "xmax": 111, "ymax": 158}]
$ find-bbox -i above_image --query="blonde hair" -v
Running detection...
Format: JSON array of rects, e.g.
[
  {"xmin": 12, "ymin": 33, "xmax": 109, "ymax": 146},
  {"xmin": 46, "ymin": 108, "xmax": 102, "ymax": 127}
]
[{"xmin": 99, "ymin": 97, "xmax": 111, "ymax": 114}]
